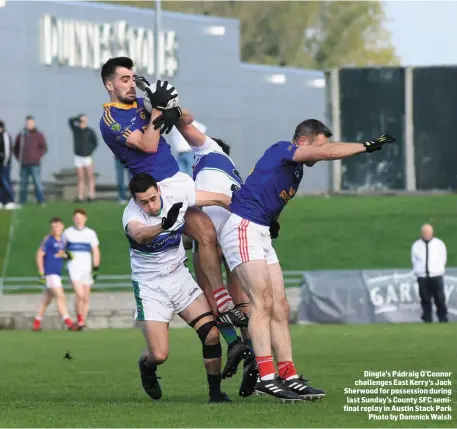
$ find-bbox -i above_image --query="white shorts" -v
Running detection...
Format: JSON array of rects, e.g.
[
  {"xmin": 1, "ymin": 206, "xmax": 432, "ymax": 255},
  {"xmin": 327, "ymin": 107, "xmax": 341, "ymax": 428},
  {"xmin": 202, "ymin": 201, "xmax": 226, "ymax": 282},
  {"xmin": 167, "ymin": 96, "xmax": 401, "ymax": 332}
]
[
  {"xmin": 74, "ymin": 156, "xmax": 93, "ymax": 168},
  {"xmin": 158, "ymin": 172, "xmax": 196, "ymax": 207},
  {"xmin": 220, "ymin": 214, "xmax": 279, "ymax": 272},
  {"xmin": 132, "ymin": 265, "xmax": 203, "ymax": 323},
  {"xmin": 45, "ymin": 274, "xmax": 62, "ymax": 289},
  {"xmin": 68, "ymin": 265, "xmax": 93, "ymax": 286},
  {"xmin": 192, "ymin": 206, "xmax": 231, "ymax": 253}
]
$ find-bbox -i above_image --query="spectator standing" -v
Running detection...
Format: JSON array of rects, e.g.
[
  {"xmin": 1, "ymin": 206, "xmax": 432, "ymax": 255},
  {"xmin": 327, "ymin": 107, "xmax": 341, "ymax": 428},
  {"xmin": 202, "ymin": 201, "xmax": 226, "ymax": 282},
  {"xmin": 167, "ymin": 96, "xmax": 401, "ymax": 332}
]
[
  {"xmin": 114, "ymin": 156, "xmax": 132, "ymax": 204},
  {"xmin": 0, "ymin": 119, "xmax": 16, "ymax": 209},
  {"xmin": 411, "ymin": 223, "xmax": 448, "ymax": 323},
  {"xmin": 14, "ymin": 115, "xmax": 47, "ymax": 206},
  {"xmin": 68, "ymin": 114, "xmax": 98, "ymax": 202},
  {"xmin": 167, "ymin": 120, "xmax": 207, "ymax": 177}
]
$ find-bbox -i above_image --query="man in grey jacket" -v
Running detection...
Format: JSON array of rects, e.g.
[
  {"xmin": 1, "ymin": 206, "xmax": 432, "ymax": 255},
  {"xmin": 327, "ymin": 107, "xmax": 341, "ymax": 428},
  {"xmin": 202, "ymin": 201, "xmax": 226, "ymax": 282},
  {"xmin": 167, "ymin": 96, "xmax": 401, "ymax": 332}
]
[{"xmin": 69, "ymin": 114, "xmax": 98, "ymax": 202}]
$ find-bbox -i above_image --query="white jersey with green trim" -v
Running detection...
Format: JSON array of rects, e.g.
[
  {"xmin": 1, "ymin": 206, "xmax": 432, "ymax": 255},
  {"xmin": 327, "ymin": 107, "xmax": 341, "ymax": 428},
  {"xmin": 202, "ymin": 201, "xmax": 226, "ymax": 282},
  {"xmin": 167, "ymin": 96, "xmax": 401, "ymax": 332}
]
[{"xmin": 192, "ymin": 136, "xmax": 243, "ymax": 196}]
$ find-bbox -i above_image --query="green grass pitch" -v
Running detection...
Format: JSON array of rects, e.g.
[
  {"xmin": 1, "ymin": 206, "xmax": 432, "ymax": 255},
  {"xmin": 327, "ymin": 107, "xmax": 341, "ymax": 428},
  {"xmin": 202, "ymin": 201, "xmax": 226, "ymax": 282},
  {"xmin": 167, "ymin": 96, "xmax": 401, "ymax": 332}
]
[
  {"xmin": 0, "ymin": 324, "xmax": 455, "ymax": 427},
  {"xmin": 2, "ymin": 195, "xmax": 457, "ymax": 278}
]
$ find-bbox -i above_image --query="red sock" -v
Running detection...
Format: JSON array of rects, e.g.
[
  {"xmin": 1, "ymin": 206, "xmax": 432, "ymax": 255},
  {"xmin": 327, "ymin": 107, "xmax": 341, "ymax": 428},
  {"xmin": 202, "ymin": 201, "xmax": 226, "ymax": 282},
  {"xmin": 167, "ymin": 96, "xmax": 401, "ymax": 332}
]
[
  {"xmin": 63, "ymin": 317, "xmax": 73, "ymax": 328},
  {"xmin": 256, "ymin": 356, "xmax": 276, "ymax": 380},
  {"xmin": 277, "ymin": 361, "xmax": 298, "ymax": 380},
  {"xmin": 33, "ymin": 318, "xmax": 41, "ymax": 330},
  {"xmin": 77, "ymin": 314, "xmax": 84, "ymax": 326},
  {"xmin": 212, "ymin": 287, "xmax": 234, "ymax": 312}
]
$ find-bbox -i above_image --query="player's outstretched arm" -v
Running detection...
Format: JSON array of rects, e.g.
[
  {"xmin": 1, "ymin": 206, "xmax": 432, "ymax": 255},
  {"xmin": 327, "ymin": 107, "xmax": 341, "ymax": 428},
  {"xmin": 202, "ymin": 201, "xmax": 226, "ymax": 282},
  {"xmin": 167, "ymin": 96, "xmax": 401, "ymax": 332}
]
[
  {"xmin": 292, "ymin": 134, "xmax": 396, "ymax": 163},
  {"xmin": 195, "ymin": 191, "xmax": 231, "ymax": 211},
  {"xmin": 292, "ymin": 142, "xmax": 366, "ymax": 163},
  {"xmin": 127, "ymin": 220, "xmax": 164, "ymax": 244},
  {"xmin": 175, "ymin": 109, "xmax": 206, "ymax": 148},
  {"xmin": 125, "ymin": 108, "xmax": 163, "ymax": 153}
]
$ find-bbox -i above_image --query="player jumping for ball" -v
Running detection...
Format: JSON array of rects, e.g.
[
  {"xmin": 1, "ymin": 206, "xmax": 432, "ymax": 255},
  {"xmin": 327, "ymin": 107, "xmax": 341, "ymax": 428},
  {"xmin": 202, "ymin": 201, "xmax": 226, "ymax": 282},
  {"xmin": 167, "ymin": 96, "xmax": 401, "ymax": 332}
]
[
  {"xmin": 172, "ymin": 114, "xmax": 256, "ymax": 394},
  {"xmin": 219, "ymin": 120, "xmax": 396, "ymax": 401},
  {"xmin": 99, "ymin": 57, "xmax": 247, "ymax": 328},
  {"xmin": 123, "ymin": 173, "xmax": 230, "ymax": 403}
]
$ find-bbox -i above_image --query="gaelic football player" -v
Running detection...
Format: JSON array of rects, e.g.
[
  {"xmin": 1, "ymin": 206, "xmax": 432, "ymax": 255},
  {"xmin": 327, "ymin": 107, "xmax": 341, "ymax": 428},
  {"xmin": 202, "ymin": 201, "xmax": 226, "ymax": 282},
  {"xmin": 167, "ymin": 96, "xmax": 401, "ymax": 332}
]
[
  {"xmin": 220, "ymin": 119, "xmax": 396, "ymax": 401},
  {"xmin": 33, "ymin": 217, "xmax": 74, "ymax": 331},
  {"xmin": 123, "ymin": 173, "xmax": 230, "ymax": 402},
  {"xmin": 63, "ymin": 208, "xmax": 100, "ymax": 331}
]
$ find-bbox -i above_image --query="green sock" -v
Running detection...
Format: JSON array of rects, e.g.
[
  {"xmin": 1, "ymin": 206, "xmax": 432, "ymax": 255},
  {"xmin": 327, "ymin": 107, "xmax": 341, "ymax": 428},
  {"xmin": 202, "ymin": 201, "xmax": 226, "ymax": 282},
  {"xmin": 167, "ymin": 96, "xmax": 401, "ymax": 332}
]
[{"xmin": 220, "ymin": 325, "xmax": 238, "ymax": 346}]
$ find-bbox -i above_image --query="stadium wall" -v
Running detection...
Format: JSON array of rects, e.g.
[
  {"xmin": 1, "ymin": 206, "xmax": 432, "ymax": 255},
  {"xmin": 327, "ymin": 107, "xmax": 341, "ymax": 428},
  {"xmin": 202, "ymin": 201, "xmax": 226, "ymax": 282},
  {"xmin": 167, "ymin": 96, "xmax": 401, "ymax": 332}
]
[{"xmin": 0, "ymin": 0, "xmax": 329, "ymax": 192}]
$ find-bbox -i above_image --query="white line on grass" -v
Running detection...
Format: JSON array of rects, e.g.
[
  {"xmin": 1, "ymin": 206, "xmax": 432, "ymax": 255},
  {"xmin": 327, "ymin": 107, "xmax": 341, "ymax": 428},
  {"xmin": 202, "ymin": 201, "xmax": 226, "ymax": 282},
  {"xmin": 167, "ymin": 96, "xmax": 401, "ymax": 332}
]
[{"xmin": 0, "ymin": 207, "xmax": 21, "ymax": 295}]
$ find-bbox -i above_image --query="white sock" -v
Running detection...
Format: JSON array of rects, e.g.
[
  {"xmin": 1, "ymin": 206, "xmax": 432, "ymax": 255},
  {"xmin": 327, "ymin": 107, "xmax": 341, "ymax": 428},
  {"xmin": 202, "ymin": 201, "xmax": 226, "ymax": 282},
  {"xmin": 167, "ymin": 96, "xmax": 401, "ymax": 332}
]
[
  {"xmin": 261, "ymin": 373, "xmax": 276, "ymax": 381},
  {"xmin": 35, "ymin": 316, "xmax": 42, "ymax": 321},
  {"xmin": 286, "ymin": 375, "xmax": 299, "ymax": 381}
]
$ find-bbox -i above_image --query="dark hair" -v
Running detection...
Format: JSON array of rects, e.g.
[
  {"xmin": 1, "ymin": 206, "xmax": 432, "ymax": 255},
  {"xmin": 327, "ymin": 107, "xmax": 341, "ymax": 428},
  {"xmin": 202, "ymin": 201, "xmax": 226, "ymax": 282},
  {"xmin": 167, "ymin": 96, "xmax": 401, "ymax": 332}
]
[
  {"xmin": 25, "ymin": 115, "xmax": 34, "ymax": 121},
  {"xmin": 129, "ymin": 173, "xmax": 158, "ymax": 198},
  {"xmin": 101, "ymin": 57, "xmax": 134, "ymax": 83},
  {"xmin": 50, "ymin": 217, "xmax": 63, "ymax": 224},
  {"xmin": 73, "ymin": 208, "xmax": 87, "ymax": 216},
  {"xmin": 0, "ymin": 120, "xmax": 4, "ymax": 129},
  {"xmin": 293, "ymin": 119, "xmax": 332, "ymax": 141},
  {"xmin": 211, "ymin": 137, "xmax": 231, "ymax": 156}
]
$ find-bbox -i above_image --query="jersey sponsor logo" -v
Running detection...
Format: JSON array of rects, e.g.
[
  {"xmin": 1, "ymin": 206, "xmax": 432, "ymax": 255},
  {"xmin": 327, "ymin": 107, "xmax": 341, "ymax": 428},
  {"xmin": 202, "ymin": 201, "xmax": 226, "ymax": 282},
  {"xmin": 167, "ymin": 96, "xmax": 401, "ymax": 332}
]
[
  {"xmin": 288, "ymin": 144, "xmax": 294, "ymax": 151},
  {"xmin": 279, "ymin": 187, "xmax": 296, "ymax": 203}
]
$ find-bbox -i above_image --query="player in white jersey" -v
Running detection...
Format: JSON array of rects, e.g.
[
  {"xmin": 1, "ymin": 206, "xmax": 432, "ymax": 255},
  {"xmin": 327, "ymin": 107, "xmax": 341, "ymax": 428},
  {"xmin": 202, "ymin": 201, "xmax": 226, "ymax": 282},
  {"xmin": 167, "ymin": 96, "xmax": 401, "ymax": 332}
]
[
  {"xmin": 174, "ymin": 117, "xmax": 256, "ymax": 396},
  {"xmin": 63, "ymin": 208, "xmax": 100, "ymax": 331},
  {"xmin": 123, "ymin": 173, "xmax": 230, "ymax": 402}
]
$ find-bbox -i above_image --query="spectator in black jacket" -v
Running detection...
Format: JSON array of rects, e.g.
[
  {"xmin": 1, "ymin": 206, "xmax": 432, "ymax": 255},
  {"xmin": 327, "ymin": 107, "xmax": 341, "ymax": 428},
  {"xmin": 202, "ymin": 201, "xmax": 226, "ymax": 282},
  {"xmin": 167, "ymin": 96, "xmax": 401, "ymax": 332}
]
[
  {"xmin": 68, "ymin": 114, "xmax": 98, "ymax": 202},
  {"xmin": 0, "ymin": 119, "xmax": 16, "ymax": 209}
]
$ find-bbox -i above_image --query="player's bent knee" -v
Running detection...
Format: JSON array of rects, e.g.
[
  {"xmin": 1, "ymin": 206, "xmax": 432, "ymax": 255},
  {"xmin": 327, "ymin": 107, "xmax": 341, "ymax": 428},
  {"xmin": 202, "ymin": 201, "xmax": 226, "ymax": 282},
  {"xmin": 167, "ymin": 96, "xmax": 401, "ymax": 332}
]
[
  {"xmin": 150, "ymin": 350, "xmax": 168, "ymax": 365},
  {"xmin": 194, "ymin": 319, "xmax": 222, "ymax": 359},
  {"xmin": 273, "ymin": 297, "xmax": 290, "ymax": 320}
]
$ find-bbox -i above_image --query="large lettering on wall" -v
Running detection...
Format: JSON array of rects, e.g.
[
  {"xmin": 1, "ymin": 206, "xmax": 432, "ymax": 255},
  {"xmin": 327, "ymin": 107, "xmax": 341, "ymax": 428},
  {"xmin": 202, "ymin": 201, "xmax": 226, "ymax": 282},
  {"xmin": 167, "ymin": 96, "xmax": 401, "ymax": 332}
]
[{"xmin": 39, "ymin": 15, "xmax": 178, "ymax": 77}]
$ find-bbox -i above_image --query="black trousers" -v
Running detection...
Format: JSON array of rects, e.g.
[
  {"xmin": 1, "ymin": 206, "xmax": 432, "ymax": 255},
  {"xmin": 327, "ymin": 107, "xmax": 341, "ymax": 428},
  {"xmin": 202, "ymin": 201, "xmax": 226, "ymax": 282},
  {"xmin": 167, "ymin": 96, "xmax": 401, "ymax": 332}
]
[{"xmin": 417, "ymin": 276, "xmax": 448, "ymax": 323}]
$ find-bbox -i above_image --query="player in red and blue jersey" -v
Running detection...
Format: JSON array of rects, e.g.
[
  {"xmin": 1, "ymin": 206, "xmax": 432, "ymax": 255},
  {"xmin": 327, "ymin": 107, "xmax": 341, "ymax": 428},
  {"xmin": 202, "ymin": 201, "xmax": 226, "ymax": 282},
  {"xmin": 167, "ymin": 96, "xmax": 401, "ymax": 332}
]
[
  {"xmin": 220, "ymin": 119, "xmax": 396, "ymax": 401},
  {"xmin": 32, "ymin": 217, "xmax": 74, "ymax": 331}
]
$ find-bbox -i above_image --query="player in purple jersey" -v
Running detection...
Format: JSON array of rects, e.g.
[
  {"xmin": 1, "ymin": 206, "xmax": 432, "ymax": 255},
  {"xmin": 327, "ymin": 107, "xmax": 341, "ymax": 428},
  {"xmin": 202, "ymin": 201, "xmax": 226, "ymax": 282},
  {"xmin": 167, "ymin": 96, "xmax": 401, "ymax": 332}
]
[
  {"xmin": 32, "ymin": 217, "xmax": 74, "ymax": 331},
  {"xmin": 99, "ymin": 57, "xmax": 247, "ymax": 328},
  {"xmin": 220, "ymin": 119, "xmax": 396, "ymax": 401}
]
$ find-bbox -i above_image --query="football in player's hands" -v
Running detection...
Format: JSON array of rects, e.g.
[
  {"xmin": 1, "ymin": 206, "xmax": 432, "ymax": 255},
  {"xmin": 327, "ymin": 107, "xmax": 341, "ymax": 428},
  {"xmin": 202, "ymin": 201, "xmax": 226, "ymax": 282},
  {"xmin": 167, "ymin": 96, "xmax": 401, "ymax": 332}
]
[
  {"xmin": 143, "ymin": 80, "xmax": 179, "ymax": 113},
  {"xmin": 162, "ymin": 202, "xmax": 183, "ymax": 230}
]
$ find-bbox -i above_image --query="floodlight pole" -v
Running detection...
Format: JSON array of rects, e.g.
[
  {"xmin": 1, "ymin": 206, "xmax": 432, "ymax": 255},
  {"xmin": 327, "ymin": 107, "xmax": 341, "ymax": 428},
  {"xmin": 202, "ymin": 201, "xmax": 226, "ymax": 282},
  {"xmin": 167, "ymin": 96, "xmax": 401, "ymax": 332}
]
[{"xmin": 155, "ymin": 0, "xmax": 162, "ymax": 81}]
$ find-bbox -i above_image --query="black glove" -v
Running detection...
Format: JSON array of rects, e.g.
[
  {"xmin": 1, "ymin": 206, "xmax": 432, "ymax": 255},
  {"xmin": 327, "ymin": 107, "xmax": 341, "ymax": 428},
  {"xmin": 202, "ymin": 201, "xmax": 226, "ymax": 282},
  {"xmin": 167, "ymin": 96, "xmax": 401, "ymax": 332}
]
[
  {"xmin": 134, "ymin": 75, "xmax": 150, "ymax": 91},
  {"xmin": 363, "ymin": 134, "xmax": 396, "ymax": 153},
  {"xmin": 92, "ymin": 266, "xmax": 99, "ymax": 281},
  {"xmin": 162, "ymin": 202, "xmax": 183, "ymax": 230},
  {"xmin": 65, "ymin": 250, "xmax": 74, "ymax": 260},
  {"xmin": 270, "ymin": 220, "xmax": 280, "ymax": 239},
  {"xmin": 152, "ymin": 107, "xmax": 183, "ymax": 135},
  {"xmin": 144, "ymin": 80, "xmax": 178, "ymax": 110}
]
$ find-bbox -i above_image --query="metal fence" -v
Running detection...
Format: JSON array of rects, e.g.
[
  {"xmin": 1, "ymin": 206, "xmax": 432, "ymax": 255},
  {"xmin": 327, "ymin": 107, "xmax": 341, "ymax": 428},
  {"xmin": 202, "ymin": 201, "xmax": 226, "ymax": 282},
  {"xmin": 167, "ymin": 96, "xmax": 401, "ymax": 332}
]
[{"xmin": 0, "ymin": 271, "xmax": 306, "ymax": 293}]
